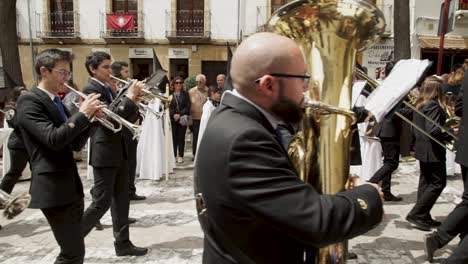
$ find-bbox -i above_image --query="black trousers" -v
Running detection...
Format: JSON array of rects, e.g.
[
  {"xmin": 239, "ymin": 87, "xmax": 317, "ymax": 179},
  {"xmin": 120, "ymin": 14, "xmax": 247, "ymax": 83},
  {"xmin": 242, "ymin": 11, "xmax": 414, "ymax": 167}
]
[
  {"xmin": 127, "ymin": 138, "xmax": 137, "ymax": 196},
  {"xmin": 171, "ymin": 120, "xmax": 187, "ymax": 158},
  {"xmin": 82, "ymin": 164, "xmax": 130, "ymax": 245},
  {"xmin": 0, "ymin": 147, "xmax": 29, "ymax": 194},
  {"xmin": 192, "ymin": 119, "xmax": 201, "ymax": 156},
  {"xmin": 369, "ymin": 138, "xmax": 400, "ymax": 194},
  {"xmin": 408, "ymin": 161, "xmax": 446, "ymax": 219},
  {"xmin": 435, "ymin": 165, "xmax": 468, "ymax": 263},
  {"xmin": 42, "ymin": 199, "xmax": 85, "ymax": 264}
]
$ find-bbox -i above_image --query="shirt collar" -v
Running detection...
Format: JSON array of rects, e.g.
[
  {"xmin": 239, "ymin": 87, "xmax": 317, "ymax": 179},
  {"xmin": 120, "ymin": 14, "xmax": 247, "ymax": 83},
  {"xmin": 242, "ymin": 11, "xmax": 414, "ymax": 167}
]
[
  {"xmin": 37, "ymin": 84, "xmax": 56, "ymax": 101},
  {"xmin": 228, "ymin": 89, "xmax": 279, "ymax": 129}
]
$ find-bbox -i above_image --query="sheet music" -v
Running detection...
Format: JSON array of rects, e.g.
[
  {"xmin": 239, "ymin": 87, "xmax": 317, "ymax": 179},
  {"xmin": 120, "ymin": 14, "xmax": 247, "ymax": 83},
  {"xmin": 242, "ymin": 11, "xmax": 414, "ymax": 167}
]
[{"xmin": 364, "ymin": 59, "xmax": 431, "ymax": 122}]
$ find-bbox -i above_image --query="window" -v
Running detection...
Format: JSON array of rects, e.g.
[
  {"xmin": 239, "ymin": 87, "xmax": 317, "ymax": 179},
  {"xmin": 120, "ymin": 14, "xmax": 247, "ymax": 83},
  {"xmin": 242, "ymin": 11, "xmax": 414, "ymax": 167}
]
[
  {"xmin": 112, "ymin": 0, "xmax": 138, "ymax": 13},
  {"xmin": 176, "ymin": 0, "xmax": 205, "ymax": 36},
  {"xmin": 49, "ymin": 0, "xmax": 74, "ymax": 36},
  {"xmin": 270, "ymin": 0, "xmax": 293, "ymax": 14}
]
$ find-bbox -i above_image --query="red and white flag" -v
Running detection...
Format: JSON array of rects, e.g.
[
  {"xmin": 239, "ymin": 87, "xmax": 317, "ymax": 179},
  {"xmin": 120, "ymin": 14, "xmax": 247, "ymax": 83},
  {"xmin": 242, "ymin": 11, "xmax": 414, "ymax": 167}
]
[{"xmin": 106, "ymin": 14, "xmax": 135, "ymax": 30}]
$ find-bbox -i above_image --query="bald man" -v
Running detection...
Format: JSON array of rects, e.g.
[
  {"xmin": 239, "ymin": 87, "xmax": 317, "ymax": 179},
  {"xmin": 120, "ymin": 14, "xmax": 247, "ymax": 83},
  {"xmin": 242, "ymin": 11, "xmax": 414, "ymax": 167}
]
[{"xmin": 194, "ymin": 32, "xmax": 384, "ymax": 264}]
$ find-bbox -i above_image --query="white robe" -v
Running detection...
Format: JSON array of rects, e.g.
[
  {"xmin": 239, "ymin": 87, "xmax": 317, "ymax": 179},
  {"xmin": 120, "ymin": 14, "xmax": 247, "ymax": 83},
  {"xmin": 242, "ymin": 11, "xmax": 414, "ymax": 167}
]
[
  {"xmin": 195, "ymin": 100, "xmax": 217, "ymax": 161},
  {"xmin": 137, "ymin": 100, "xmax": 175, "ymax": 181}
]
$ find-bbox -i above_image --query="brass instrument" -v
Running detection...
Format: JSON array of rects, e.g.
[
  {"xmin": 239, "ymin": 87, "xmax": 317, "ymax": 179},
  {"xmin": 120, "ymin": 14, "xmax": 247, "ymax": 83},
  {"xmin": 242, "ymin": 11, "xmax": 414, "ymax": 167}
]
[
  {"xmin": 109, "ymin": 75, "xmax": 171, "ymax": 107},
  {"xmin": 64, "ymin": 83, "xmax": 141, "ymax": 139},
  {"xmin": 0, "ymin": 189, "xmax": 30, "ymax": 219},
  {"xmin": 354, "ymin": 68, "xmax": 458, "ymax": 151},
  {"xmin": 267, "ymin": 0, "xmax": 385, "ymax": 263}
]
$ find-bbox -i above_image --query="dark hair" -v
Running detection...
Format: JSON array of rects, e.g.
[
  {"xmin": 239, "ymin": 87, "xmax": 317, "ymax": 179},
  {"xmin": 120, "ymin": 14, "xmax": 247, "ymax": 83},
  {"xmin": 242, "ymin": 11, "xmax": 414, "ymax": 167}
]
[
  {"xmin": 85, "ymin": 51, "xmax": 111, "ymax": 76},
  {"xmin": 208, "ymin": 85, "xmax": 222, "ymax": 97},
  {"xmin": 111, "ymin": 61, "xmax": 129, "ymax": 78},
  {"xmin": 415, "ymin": 76, "xmax": 444, "ymax": 110},
  {"xmin": 5, "ymin": 86, "xmax": 27, "ymax": 109},
  {"xmin": 171, "ymin": 76, "xmax": 184, "ymax": 92},
  {"xmin": 35, "ymin": 49, "xmax": 73, "ymax": 79}
]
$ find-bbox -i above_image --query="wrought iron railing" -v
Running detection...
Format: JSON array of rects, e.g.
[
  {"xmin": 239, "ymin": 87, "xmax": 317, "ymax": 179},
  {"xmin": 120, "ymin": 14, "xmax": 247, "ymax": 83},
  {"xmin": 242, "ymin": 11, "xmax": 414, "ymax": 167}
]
[
  {"xmin": 100, "ymin": 11, "xmax": 144, "ymax": 38},
  {"xmin": 36, "ymin": 11, "xmax": 80, "ymax": 38},
  {"xmin": 165, "ymin": 10, "xmax": 211, "ymax": 38}
]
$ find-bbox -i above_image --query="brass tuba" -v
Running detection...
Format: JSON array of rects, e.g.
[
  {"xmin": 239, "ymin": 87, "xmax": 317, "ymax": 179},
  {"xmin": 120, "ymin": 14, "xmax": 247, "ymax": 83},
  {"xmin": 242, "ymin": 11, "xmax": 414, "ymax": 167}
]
[{"xmin": 267, "ymin": 0, "xmax": 385, "ymax": 263}]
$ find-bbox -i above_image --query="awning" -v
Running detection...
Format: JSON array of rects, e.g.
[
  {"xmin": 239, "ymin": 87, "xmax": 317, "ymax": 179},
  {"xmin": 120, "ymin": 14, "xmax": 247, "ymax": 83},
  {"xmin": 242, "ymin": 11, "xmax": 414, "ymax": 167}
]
[{"xmin": 418, "ymin": 35, "xmax": 468, "ymax": 50}]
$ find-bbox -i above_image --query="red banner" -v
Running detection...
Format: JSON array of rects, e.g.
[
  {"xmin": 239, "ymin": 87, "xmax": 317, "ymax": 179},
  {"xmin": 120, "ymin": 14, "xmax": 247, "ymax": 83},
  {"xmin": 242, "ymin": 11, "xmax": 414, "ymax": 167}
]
[{"xmin": 106, "ymin": 14, "xmax": 135, "ymax": 30}]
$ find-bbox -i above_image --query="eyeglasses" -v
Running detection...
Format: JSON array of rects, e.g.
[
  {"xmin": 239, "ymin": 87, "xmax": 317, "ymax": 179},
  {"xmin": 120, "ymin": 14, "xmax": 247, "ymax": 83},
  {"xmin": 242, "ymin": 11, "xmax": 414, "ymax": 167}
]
[
  {"xmin": 255, "ymin": 73, "xmax": 310, "ymax": 84},
  {"xmin": 175, "ymin": 81, "xmax": 182, "ymax": 84},
  {"xmin": 47, "ymin": 67, "xmax": 72, "ymax": 78}
]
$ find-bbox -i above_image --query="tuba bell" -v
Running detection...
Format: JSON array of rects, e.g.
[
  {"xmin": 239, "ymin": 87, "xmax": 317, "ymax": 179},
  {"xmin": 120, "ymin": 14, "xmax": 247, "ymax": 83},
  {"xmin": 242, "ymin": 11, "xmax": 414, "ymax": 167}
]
[{"xmin": 267, "ymin": 0, "xmax": 385, "ymax": 263}]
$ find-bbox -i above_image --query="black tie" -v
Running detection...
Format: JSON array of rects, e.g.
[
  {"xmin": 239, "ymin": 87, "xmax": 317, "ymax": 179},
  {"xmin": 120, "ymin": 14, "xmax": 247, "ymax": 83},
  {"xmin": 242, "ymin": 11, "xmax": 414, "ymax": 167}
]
[
  {"xmin": 104, "ymin": 85, "xmax": 114, "ymax": 101},
  {"xmin": 53, "ymin": 96, "xmax": 68, "ymax": 122}
]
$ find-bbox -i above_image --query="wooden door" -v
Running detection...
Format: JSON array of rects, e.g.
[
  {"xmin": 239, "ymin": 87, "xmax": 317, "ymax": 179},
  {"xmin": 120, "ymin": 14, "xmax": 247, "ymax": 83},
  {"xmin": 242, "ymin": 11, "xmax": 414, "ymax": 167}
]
[{"xmin": 177, "ymin": 0, "xmax": 204, "ymax": 36}]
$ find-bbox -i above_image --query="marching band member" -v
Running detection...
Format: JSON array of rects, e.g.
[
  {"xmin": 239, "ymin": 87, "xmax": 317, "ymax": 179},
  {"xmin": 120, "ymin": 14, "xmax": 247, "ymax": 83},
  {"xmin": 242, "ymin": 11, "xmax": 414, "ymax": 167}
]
[
  {"xmin": 111, "ymin": 61, "xmax": 146, "ymax": 201},
  {"xmin": 0, "ymin": 86, "xmax": 29, "ymax": 194},
  {"xmin": 17, "ymin": 49, "xmax": 103, "ymax": 264},
  {"xmin": 81, "ymin": 51, "xmax": 148, "ymax": 256}
]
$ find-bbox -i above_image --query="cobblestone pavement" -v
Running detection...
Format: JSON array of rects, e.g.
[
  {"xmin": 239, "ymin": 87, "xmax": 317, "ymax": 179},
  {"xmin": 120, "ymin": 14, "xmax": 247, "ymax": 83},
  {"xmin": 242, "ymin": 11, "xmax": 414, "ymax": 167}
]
[{"xmin": 0, "ymin": 153, "xmax": 464, "ymax": 263}]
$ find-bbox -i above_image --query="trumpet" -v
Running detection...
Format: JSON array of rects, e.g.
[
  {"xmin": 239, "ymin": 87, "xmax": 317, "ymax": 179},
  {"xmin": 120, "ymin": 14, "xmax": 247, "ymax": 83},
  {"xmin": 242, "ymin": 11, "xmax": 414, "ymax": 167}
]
[
  {"xmin": 109, "ymin": 75, "xmax": 171, "ymax": 105},
  {"xmin": 355, "ymin": 67, "xmax": 458, "ymax": 151},
  {"xmin": 64, "ymin": 83, "xmax": 141, "ymax": 140}
]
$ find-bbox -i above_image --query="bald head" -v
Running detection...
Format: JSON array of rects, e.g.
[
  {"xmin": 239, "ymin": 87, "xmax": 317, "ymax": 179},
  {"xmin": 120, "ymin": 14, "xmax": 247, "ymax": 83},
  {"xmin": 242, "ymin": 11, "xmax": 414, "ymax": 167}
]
[{"xmin": 230, "ymin": 32, "xmax": 302, "ymax": 95}]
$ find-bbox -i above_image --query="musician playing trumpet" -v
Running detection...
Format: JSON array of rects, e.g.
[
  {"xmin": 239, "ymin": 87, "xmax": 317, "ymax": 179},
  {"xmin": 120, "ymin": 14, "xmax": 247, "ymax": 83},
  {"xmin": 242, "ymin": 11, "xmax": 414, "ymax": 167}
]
[
  {"xmin": 17, "ymin": 49, "xmax": 104, "ymax": 264},
  {"xmin": 80, "ymin": 51, "xmax": 148, "ymax": 256}
]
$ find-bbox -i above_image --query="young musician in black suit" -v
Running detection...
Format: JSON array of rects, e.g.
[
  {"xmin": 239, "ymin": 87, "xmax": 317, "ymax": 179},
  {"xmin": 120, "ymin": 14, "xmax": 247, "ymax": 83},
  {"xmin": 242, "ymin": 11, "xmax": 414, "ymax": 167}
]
[
  {"xmin": 406, "ymin": 76, "xmax": 451, "ymax": 232},
  {"xmin": 0, "ymin": 86, "xmax": 29, "ymax": 194},
  {"xmin": 16, "ymin": 49, "xmax": 103, "ymax": 264},
  {"xmin": 81, "ymin": 51, "xmax": 148, "ymax": 256},
  {"xmin": 194, "ymin": 33, "xmax": 383, "ymax": 264},
  {"xmin": 111, "ymin": 61, "xmax": 145, "ymax": 201},
  {"xmin": 424, "ymin": 70, "xmax": 468, "ymax": 263}
]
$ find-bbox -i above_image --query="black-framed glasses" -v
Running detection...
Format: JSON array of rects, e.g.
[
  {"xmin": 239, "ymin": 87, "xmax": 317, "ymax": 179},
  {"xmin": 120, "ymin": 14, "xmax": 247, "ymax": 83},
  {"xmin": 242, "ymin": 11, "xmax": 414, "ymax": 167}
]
[
  {"xmin": 46, "ymin": 67, "xmax": 72, "ymax": 78},
  {"xmin": 255, "ymin": 73, "xmax": 310, "ymax": 84}
]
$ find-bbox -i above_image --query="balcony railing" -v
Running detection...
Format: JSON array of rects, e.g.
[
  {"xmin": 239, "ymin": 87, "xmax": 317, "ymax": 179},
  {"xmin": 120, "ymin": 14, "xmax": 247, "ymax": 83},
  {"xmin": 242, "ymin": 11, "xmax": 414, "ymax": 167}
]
[
  {"xmin": 100, "ymin": 11, "xmax": 144, "ymax": 39},
  {"xmin": 256, "ymin": 5, "xmax": 285, "ymax": 33},
  {"xmin": 36, "ymin": 11, "xmax": 80, "ymax": 38},
  {"xmin": 165, "ymin": 10, "xmax": 211, "ymax": 40}
]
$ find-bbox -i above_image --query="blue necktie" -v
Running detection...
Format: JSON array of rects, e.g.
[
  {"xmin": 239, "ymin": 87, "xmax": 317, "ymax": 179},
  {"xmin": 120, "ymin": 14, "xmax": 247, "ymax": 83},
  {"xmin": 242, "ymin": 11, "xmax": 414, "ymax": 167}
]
[
  {"xmin": 274, "ymin": 126, "xmax": 284, "ymax": 146},
  {"xmin": 53, "ymin": 96, "xmax": 68, "ymax": 122}
]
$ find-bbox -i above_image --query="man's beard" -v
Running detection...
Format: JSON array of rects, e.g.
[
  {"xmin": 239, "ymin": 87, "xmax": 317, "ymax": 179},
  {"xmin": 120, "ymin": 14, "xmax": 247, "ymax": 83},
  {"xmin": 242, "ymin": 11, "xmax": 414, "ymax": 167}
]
[{"xmin": 270, "ymin": 84, "xmax": 303, "ymax": 124}]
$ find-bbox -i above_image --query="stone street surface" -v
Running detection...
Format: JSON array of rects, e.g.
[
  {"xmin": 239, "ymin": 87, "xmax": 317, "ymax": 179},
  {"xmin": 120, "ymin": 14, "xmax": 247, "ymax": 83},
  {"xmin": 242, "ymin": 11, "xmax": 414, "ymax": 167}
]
[{"xmin": 0, "ymin": 152, "xmax": 464, "ymax": 264}]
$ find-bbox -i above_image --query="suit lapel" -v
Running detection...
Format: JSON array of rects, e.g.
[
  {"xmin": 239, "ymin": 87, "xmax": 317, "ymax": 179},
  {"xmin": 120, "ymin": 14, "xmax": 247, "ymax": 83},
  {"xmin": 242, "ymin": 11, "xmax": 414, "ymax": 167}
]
[
  {"xmin": 31, "ymin": 87, "xmax": 65, "ymax": 125},
  {"xmin": 221, "ymin": 92, "xmax": 293, "ymax": 159},
  {"xmin": 89, "ymin": 79, "xmax": 112, "ymax": 104}
]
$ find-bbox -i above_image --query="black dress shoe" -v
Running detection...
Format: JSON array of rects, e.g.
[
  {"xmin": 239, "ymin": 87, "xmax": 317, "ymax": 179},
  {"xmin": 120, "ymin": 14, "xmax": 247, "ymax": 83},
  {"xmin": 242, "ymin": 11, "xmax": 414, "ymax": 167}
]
[
  {"xmin": 130, "ymin": 194, "xmax": 146, "ymax": 201},
  {"xmin": 406, "ymin": 215, "xmax": 432, "ymax": 231},
  {"xmin": 95, "ymin": 221, "xmax": 104, "ymax": 231},
  {"xmin": 348, "ymin": 251, "xmax": 358, "ymax": 259},
  {"xmin": 424, "ymin": 232, "xmax": 440, "ymax": 261},
  {"xmin": 115, "ymin": 242, "xmax": 148, "ymax": 256},
  {"xmin": 424, "ymin": 218, "xmax": 441, "ymax": 228},
  {"xmin": 128, "ymin": 217, "xmax": 137, "ymax": 224},
  {"xmin": 384, "ymin": 193, "xmax": 403, "ymax": 202}
]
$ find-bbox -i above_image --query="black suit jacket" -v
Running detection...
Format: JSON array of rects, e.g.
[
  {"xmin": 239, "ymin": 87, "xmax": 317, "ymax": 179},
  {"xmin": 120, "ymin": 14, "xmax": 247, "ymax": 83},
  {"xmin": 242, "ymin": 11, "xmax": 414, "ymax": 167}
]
[
  {"xmin": 456, "ymin": 70, "xmax": 468, "ymax": 167},
  {"xmin": 414, "ymin": 100, "xmax": 448, "ymax": 162},
  {"xmin": 6, "ymin": 108, "xmax": 26, "ymax": 149},
  {"xmin": 195, "ymin": 92, "xmax": 383, "ymax": 264},
  {"xmin": 83, "ymin": 79, "xmax": 139, "ymax": 167},
  {"xmin": 17, "ymin": 87, "xmax": 91, "ymax": 209},
  {"xmin": 169, "ymin": 91, "xmax": 191, "ymax": 121}
]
